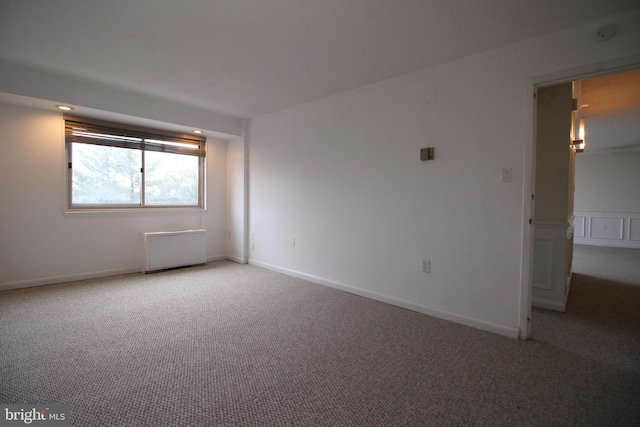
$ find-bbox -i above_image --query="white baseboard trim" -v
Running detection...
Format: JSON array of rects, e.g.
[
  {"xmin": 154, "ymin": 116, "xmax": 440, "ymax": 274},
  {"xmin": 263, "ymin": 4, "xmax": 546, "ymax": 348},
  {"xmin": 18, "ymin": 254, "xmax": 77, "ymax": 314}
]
[
  {"xmin": 249, "ymin": 259, "xmax": 520, "ymax": 339},
  {"xmin": 532, "ymin": 297, "xmax": 566, "ymax": 312},
  {"xmin": 207, "ymin": 254, "xmax": 228, "ymax": 262},
  {"xmin": 225, "ymin": 255, "xmax": 247, "ymax": 264},
  {"xmin": 1, "ymin": 255, "xmax": 233, "ymax": 291},
  {"xmin": 0, "ymin": 267, "xmax": 140, "ymax": 292},
  {"xmin": 573, "ymin": 240, "xmax": 640, "ymax": 249}
]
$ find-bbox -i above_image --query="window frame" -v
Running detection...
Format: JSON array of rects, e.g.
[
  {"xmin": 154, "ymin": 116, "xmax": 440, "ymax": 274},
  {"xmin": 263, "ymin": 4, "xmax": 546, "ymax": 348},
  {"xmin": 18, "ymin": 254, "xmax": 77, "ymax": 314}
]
[{"xmin": 64, "ymin": 115, "xmax": 206, "ymax": 211}]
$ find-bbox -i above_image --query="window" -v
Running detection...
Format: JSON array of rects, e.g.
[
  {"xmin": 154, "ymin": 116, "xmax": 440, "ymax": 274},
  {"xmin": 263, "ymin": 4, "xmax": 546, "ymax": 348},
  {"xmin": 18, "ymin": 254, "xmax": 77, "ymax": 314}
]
[{"xmin": 65, "ymin": 116, "xmax": 205, "ymax": 209}]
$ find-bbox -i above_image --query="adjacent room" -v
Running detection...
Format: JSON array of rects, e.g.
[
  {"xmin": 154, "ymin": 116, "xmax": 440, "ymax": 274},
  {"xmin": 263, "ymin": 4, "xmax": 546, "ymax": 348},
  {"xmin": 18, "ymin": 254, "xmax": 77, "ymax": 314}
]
[{"xmin": 1, "ymin": 1, "xmax": 639, "ymax": 425}]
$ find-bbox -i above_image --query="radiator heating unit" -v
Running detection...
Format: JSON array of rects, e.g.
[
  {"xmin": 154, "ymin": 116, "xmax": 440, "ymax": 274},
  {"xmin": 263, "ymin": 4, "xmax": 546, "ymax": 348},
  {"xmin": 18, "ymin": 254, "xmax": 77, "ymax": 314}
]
[{"xmin": 143, "ymin": 229, "xmax": 207, "ymax": 272}]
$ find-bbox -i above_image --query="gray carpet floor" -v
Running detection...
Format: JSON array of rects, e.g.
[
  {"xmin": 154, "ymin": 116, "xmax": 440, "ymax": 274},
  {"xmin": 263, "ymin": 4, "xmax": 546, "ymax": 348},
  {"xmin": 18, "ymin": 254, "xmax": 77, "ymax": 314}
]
[{"xmin": 1, "ymin": 245, "xmax": 639, "ymax": 426}]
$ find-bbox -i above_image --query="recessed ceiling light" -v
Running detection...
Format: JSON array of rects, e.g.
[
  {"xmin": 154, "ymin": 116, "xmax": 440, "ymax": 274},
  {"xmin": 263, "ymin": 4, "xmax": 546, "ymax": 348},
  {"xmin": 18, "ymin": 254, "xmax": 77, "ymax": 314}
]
[
  {"xmin": 192, "ymin": 129, "xmax": 203, "ymax": 134},
  {"xmin": 55, "ymin": 105, "xmax": 74, "ymax": 111}
]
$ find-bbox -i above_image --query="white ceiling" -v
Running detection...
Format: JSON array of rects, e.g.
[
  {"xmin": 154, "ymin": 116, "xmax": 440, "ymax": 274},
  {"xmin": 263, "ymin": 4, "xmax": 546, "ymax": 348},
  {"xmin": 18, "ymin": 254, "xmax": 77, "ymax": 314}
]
[
  {"xmin": 581, "ymin": 68, "xmax": 640, "ymax": 154},
  {"xmin": 1, "ymin": 0, "xmax": 638, "ymax": 119}
]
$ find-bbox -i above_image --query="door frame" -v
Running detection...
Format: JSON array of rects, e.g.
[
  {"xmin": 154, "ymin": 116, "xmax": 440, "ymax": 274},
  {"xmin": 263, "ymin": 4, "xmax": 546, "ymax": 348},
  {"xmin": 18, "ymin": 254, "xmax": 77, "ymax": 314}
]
[{"xmin": 519, "ymin": 55, "xmax": 640, "ymax": 340}]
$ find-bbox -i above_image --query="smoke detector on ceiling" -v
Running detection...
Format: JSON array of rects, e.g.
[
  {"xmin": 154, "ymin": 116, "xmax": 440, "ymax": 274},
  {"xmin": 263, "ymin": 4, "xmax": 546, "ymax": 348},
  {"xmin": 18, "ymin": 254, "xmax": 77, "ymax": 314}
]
[{"xmin": 595, "ymin": 24, "xmax": 617, "ymax": 42}]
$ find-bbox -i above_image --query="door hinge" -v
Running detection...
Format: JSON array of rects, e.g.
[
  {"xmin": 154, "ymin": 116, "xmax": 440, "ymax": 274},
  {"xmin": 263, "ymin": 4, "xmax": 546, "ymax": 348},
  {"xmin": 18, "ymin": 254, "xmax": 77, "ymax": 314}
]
[
  {"xmin": 531, "ymin": 194, "xmax": 535, "ymax": 200},
  {"xmin": 572, "ymin": 98, "xmax": 578, "ymax": 111},
  {"xmin": 68, "ymin": 162, "xmax": 72, "ymax": 169},
  {"xmin": 529, "ymin": 218, "xmax": 532, "ymax": 225}
]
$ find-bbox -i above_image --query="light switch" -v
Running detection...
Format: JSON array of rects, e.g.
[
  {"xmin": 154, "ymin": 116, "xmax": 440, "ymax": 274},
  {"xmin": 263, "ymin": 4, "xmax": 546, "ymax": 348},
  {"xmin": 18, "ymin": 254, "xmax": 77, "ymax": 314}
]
[{"xmin": 501, "ymin": 168, "xmax": 512, "ymax": 183}]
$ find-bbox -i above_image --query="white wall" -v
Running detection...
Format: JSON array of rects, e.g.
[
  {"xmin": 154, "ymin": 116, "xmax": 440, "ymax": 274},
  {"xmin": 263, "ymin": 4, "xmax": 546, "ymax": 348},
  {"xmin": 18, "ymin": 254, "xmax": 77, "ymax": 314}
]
[
  {"xmin": 575, "ymin": 151, "xmax": 640, "ymax": 211},
  {"xmin": 248, "ymin": 10, "xmax": 640, "ymax": 337},
  {"xmin": 0, "ymin": 102, "xmax": 228, "ymax": 289},
  {"xmin": 225, "ymin": 132, "xmax": 247, "ymax": 263},
  {"xmin": 573, "ymin": 151, "xmax": 640, "ymax": 249}
]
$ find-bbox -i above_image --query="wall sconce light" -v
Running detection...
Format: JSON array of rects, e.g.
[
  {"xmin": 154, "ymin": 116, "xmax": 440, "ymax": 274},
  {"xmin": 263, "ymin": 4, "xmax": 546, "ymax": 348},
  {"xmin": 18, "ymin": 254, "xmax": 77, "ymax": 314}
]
[
  {"xmin": 420, "ymin": 147, "xmax": 435, "ymax": 161},
  {"xmin": 573, "ymin": 140, "xmax": 585, "ymax": 153},
  {"xmin": 573, "ymin": 119, "xmax": 585, "ymax": 153}
]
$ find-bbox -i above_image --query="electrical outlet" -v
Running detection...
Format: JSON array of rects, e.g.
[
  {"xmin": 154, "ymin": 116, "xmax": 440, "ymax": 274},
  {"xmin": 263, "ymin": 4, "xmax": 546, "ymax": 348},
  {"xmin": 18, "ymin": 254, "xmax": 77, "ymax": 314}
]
[
  {"xmin": 422, "ymin": 259, "xmax": 431, "ymax": 273},
  {"xmin": 500, "ymin": 168, "xmax": 512, "ymax": 183}
]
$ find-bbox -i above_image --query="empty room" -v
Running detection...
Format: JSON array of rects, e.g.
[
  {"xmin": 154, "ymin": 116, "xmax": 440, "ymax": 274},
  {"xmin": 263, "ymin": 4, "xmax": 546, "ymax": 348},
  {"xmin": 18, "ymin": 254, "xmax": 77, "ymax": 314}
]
[{"xmin": 1, "ymin": 1, "xmax": 639, "ymax": 426}]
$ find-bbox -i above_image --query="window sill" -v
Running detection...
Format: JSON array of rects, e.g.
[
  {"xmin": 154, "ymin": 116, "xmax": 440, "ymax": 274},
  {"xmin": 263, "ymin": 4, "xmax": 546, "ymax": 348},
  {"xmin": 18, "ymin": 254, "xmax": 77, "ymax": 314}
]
[{"xmin": 66, "ymin": 206, "xmax": 205, "ymax": 214}]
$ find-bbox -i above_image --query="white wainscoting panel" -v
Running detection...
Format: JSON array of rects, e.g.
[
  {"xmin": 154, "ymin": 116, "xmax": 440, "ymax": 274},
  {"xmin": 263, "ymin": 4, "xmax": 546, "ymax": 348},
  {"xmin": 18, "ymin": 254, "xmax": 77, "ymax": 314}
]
[
  {"xmin": 532, "ymin": 239, "xmax": 553, "ymax": 290},
  {"xmin": 573, "ymin": 216, "xmax": 585, "ymax": 238},
  {"xmin": 574, "ymin": 210, "xmax": 640, "ymax": 249},
  {"xmin": 532, "ymin": 221, "xmax": 573, "ymax": 312},
  {"xmin": 590, "ymin": 217, "xmax": 624, "ymax": 240},
  {"xmin": 630, "ymin": 218, "xmax": 640, "ymax": 242}
]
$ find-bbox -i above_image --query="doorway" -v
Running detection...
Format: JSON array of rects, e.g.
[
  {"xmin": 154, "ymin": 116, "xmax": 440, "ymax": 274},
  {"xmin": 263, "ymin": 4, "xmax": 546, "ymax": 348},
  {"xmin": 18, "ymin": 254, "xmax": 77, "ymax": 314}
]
[{"xmin": 525, "ymin": 66, "xmax": 640, "ymax": 339}]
